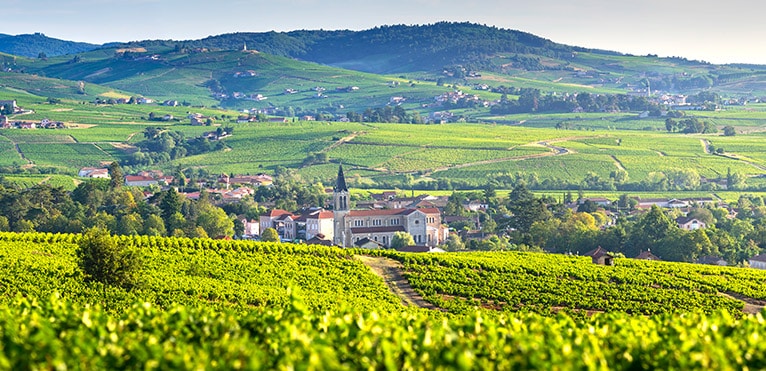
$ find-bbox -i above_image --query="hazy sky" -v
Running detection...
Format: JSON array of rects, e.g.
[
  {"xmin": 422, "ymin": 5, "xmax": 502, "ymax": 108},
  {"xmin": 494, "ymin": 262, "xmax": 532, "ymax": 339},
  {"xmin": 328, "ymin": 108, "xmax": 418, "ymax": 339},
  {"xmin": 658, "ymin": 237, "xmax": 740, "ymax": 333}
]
[{"xmin": 3, "ymin": 0, "xmax": 763, "ymax": 64}]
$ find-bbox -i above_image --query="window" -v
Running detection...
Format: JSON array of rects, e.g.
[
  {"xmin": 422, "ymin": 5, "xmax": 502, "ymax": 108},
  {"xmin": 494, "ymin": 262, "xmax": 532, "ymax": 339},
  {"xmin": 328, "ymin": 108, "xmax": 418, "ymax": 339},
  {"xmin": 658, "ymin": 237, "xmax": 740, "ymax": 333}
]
[
  {"xmin": 390, "ymin": 219, "xmax": 399, "ymax": 225},
  {"xmin": 372, "ymin": 219, "xmax": 382, "ymax": 226},
  {"xmin": 414, "ymin": 220, "xmax": 420, "ymax": 225},
  {"xmin": 383, "ymin": 236, "xmax": 387, "ymax": 245},
  {"xmin": 354, "ymin": 220, "xmax": 364, "ymax": 227}
]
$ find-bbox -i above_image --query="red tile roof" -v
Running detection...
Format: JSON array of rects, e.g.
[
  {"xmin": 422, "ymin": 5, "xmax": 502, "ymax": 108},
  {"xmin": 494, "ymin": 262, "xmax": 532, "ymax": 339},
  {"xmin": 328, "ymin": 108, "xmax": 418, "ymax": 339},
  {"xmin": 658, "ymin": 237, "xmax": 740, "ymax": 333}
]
[
  {"xmin": 307, "ymin": 211, "xmax": 334, "ymax": 219},
  {"xmin": 267, "ymin": 209, "xmax": 292, "ymax": 217}
]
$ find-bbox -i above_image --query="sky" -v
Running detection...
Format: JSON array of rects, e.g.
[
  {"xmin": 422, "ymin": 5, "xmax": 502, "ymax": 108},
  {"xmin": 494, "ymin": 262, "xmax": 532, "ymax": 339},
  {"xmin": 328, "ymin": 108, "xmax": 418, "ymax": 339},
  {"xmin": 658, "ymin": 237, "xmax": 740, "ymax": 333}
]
[{"xmin": 2, "ymin": 0, "xmax": 763, "ymax": 65}]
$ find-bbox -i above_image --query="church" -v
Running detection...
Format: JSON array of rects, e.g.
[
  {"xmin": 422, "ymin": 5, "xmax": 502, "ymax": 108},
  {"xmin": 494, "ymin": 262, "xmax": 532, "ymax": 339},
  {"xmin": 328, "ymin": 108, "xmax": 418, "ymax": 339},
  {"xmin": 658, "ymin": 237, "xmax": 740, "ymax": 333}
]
[
  {"xmin": 260, "ymin": 164, "xmax": 448, "ymax": 247},
  {"xmin": 332, "ymin": 164, "xmax": 447, "ymax": 248}
]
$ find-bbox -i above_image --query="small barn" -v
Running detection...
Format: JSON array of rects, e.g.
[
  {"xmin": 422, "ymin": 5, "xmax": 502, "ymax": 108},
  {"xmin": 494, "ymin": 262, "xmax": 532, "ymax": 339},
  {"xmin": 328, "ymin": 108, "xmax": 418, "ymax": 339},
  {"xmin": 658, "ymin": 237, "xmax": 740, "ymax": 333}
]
[
  {"xmin": 585, "ymin": 246, "xmax": 614, "ymax": 266},
  {"xmin": 635, "ymin": 250, "xmax": 661, "ymax": 261}
]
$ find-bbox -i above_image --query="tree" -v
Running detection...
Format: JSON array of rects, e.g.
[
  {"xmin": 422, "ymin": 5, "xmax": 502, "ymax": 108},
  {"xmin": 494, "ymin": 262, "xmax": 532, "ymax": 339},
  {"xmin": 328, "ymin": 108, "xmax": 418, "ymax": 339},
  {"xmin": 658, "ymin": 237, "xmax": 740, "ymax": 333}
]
[
  {"xmin": 723, "ymin": 126, "xmax": 736, "ymax": 136},
  {"xmin": 76, "ymin": 227, "xmax": 142, "ymax": 296},
  {"xmin": 390, "ymin": 231, "xmax": 415, "ymax": 249},
  {"xmin": 444, "ymin": 233, "xmax": 465, "ymax": 251},
  {"xmin": 261, "ymin": 227, "xmax": 280, "ymax": 242},
  {"xmin": 196, "ymin": 204, "xmax": 234, "ymax": 238},
  {"xmin": 108, "ymin": 162, "xmax": 124, "ymax": 188},
  {"xmin": 160, "ymin": 188, "xmax": 182, "ymax": 232}
]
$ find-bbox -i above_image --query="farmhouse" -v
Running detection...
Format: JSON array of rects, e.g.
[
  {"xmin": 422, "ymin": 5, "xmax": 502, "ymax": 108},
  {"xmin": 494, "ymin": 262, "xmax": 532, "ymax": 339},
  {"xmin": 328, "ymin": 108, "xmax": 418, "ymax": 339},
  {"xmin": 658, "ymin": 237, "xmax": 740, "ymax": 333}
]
[
  {"xmin": 676, "ymin": 217, "xmax": 706, "ymax": 230},
  {"xmin": 697, "ymin": 256, "xmax": 727, "ymax": 266},
  {"xmin": 124, "ymin": 175, "xmax": 158, "ymax": 187},
  {"xmin": 78, "ymin": 167, "xmax": 110, "ymax": 179},
  {"xmin": 585, "ymin": 246, "xmax": 614, "ymax": 266}
]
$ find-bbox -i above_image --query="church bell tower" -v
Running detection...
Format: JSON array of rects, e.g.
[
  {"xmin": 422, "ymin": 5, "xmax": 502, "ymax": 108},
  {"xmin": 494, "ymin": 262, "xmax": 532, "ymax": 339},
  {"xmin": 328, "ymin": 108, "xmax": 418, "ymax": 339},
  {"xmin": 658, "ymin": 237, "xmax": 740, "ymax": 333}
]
[{"xmin": 333, "ymin": 164, "xmax": 350, "ymax": 246}]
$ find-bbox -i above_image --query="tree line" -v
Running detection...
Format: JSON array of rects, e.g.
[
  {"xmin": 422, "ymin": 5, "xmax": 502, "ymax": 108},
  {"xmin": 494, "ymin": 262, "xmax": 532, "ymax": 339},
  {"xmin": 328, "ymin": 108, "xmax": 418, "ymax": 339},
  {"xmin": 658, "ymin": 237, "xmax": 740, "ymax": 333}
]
[{"xmin": 440, "ymin": 184, "xmax": 764, "ymax": 264}]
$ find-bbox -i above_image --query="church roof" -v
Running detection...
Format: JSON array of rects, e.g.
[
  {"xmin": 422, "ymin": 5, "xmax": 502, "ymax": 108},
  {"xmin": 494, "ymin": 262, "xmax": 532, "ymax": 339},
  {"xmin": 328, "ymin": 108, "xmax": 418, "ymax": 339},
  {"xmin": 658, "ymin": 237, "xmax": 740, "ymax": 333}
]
[{"xmin": 334, "ymin": 164, "xmax": 348, "ymax": 192}]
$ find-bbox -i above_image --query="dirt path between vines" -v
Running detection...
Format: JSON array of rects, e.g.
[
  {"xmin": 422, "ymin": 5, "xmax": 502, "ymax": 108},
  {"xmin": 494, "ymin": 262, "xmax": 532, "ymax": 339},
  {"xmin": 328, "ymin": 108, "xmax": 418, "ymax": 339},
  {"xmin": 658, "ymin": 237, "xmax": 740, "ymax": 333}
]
[
  {"xmin": 720, "ymin": 291, "xmax": 766, "ymax": 315},
  {"xmin": 357, "ymin": 255, "xmax": 443, "ymax": 311}
]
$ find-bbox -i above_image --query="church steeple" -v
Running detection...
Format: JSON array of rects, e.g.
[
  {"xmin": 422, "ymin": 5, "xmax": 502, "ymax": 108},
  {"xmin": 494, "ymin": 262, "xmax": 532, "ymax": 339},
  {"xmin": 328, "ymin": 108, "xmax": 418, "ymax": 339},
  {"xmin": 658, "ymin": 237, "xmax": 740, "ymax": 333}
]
[
  {"xmin": 334, "ymin": 163, "xmax": 348, "ymax": 192},
  {"xmin": 333, "ymin": 164, "xmax": 349, "ymax": 212}
]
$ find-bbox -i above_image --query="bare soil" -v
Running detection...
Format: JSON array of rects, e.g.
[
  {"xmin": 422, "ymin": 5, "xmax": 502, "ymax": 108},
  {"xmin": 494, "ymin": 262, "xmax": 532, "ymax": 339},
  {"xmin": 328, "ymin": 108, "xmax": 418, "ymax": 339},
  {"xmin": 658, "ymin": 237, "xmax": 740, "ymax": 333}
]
[{"xmin": 357, "ymin": 255, "xmax": 443, "ymax": 311}]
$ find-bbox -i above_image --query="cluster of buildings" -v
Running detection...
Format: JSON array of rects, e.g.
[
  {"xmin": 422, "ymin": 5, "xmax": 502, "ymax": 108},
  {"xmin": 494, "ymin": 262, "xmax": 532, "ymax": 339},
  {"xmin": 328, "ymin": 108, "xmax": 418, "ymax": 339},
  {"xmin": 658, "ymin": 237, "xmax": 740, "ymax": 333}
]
[
  {"xmin": 124, "ymin": 170, "xmax": 175, "ymax": 187},
  {"xmin": 258, "ymin": 165, "xmax": 449, "ymax": 249},
  {"xmin": 0, "ymin": 117, "xmax": 65, "ymax": 129}
]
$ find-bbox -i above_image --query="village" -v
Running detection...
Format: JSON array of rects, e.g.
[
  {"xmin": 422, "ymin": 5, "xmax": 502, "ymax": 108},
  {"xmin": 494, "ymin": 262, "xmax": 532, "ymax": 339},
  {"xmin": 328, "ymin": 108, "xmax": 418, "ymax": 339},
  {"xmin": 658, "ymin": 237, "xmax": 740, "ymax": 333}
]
[{"xmin": 75, "ymin": 162, "xmax": 766, "ymax": 269}]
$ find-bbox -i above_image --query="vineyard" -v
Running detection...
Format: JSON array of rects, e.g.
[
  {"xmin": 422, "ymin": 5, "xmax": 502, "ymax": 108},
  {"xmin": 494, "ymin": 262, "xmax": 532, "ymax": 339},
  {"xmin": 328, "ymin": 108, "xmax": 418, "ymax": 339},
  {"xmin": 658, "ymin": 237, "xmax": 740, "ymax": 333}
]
[
  {"xmin": 370, "ymin": 251, "xmax": 766, "ymax": 316},
  {"xmin": 0, "ymin": 232, "xmax": 403, "ymax": 314},
  {"xmin": 0, "ymin": 232, "xmax": 766, "ymax": 368}
]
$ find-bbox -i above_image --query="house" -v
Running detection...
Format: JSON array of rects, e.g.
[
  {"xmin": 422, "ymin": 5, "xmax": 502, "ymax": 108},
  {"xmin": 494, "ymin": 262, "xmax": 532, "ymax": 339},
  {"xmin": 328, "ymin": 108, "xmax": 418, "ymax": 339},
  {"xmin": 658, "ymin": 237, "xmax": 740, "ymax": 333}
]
[
  {"xmin": 635, "ymin": 250, "xmax": 661, "ymax": 261},
  {"xmin": 305, "ymin": 233, "xmax": 333, "ymax": 246},
  {"xmin": 354, "ymin": 237, "xmax": 385, "ymax": 249},
  {"xmin": 305, "ymin": 210, "xmax": 334, "ymax": 242},
  {"xmin": 124, "ymin": 175, "xmax": 158, "ymax": 187},
  {"xmin": 578, "ymin": 198, "xmax": 611, "ymax": 207},
  {"xmin": 585, "ymin": 246, "xmax": 614, "ymax": 266},
  {"xmin": 268, "ymin": 117, "xmax": 289, "ymax": 123},
  {"xmin": 749, "ymin": 254, "xmax": 766, "ymax": 270},
  {"xmin": 219, "ymin": 174, "xmax": 273, "ymax": 187},
  {"xmin": 697, "ymin": 256, "xmax": 727, "ymax": 266},
  {"xmin": 190, "ymin": 116, "xmax": 208, "ymax": 126},
  {"xmin": 371, "ymin": 191, "xmax": 398, "ymax": 201},
  {"xmin": 676, "ymin": 217, "xmax": 706, "ymax": 230},
  {"xmin": 78, "ymin": 167, "xmax": 110, "ymax": 179},
  {"xmin": 181, "ymin": 191, "xmax": 201, "ymax": 200},
  {"xmin": 241, "ymin": 218, "xmax": 260, "ymax": 237},
  {"xmin": 259, "ymin": 209, "xmax": 295, "ymax": 239},
  {"xmin": 19, "ymin": 122, "xmax": 36, "ymax": 129},
  {"xmin": 0, "ymin": 116, "xmax": 8, "ymax": 128},
  {"xmin": 163, "ymin": 100, "xmax": 179, "ymax": 107},
  {"xmin": 0, "ymin": 100, "xmax": 17, "ymax": 111},
  {"xmin": 634, "ymin": 198, "xmax": 671, "ymax": 209}
]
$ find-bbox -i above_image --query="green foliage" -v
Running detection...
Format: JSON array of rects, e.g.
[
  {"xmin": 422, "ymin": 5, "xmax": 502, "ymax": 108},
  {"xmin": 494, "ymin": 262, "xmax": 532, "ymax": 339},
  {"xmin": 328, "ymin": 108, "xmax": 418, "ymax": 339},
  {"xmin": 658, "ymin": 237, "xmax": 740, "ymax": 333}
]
[
  {"xmin": 3, "ymin": 293, "xmax": 766, "ymax": 369},
  {"xmin": 261, "ymin": 227, "xmax": 279, "ymax": 242},
  {"xmin": 390, "ymin": 231, "xmax": 415, "ymax": 249},
  {"xmin": 76, "ymin": 227, "xmax": 142, "ymax": 290}
]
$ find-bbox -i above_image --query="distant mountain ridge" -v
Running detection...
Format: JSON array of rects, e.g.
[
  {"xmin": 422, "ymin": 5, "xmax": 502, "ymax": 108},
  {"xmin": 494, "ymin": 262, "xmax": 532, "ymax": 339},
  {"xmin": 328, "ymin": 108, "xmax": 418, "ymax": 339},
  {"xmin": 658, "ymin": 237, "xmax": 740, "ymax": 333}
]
[
  {"xmin": 123, "ymin": 22, "xmax": 580, "ymax": 74},
  {"xmin": 0, "ymin": 32, "xmax": 101, "ymax": 58}
]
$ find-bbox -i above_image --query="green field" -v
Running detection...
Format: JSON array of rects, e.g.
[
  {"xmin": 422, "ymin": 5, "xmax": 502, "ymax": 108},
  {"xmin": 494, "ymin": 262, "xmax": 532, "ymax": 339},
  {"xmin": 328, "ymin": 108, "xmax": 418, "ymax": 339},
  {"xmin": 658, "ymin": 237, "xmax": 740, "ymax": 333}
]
[{"xmin": 3, "ymin": 114, "xmax": 766, "ymax": 191}]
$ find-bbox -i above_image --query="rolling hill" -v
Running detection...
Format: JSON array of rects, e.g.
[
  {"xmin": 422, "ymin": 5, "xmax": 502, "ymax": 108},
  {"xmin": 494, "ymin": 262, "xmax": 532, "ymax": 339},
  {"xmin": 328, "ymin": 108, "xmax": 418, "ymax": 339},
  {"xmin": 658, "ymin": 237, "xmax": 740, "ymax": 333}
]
[
  {"xmin": 4, "ymin": 22, "xmax": 766, "ymax": 115},
  {"xmin": 0, "ymin": 32, "xmax": 101, "ymax": 58}
]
